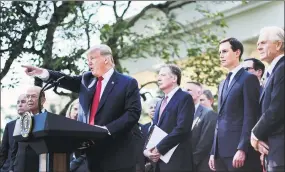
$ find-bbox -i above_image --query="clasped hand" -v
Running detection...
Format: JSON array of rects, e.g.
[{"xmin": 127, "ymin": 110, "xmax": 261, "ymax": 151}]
[{"xmin": 144, "ymin": 147, "xmax": 161, "ymax": 162}]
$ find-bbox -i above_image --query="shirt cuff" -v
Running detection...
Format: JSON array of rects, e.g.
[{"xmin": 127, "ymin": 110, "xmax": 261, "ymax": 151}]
[
  {"xmin": 36, "ymin": 69, "xmax": 50, "ymax": 81},
  {"xmin": 252, "ymin": 132, "xmax": 259, "ymax": 141},
  {"xmin": 103, "ymin": 126, "xmax": 111, "ymax": 135}
]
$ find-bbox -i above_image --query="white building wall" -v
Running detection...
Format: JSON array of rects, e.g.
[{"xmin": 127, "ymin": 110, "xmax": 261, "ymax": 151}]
[{"xmin": 120, "ymin": 1, "xmax": 284, "ymax": 75}]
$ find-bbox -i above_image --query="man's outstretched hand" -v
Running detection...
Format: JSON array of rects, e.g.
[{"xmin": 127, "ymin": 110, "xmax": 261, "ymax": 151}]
[{"xmin": 22, "ymin": 65, "xmax": 44, "ymax": 76}]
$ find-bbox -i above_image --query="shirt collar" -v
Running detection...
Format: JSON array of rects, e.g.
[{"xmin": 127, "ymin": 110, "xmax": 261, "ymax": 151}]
[
  {"xmin": 34, "ymin": 108, "xmax": 46, "ymax": 115},
  {"xmin": 195, "ymin": 103, "xmax": 200, "ymax": 113},
  {"xmin": 267, "ymin": 54, "xmax": 284, "ymax": 75},
  {"xmin": 229, "ymin": 64, "xmax": 243, "ymax": 76},
  {"xmin": 102, "ymin": 68, "xmax": 114, "ymax": 83},
  {"xmin": 165, "ymin": 86, "xmax": 179, "ymax": 101}
]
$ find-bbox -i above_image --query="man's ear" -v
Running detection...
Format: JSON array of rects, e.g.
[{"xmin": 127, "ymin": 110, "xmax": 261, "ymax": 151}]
[
  {"xmin": 172, "ymin": 75, "xmax": 177, "ymax": 84},
  {"xmin": 236, "ymin": 49, "xmax": 241, "ymax": 59},
  {"xmin": 275, "ymin": 41, "xmax": 283, "ymax": 51},
  {"xmin": 41, "ymin": 97, "xmax": 46, "ymax": 106}
]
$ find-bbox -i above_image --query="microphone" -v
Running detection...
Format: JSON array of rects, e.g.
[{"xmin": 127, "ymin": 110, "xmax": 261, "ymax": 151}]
[
  {"xmin": 37, "ymin": 76, "xmax": 65, "ymax": 112},
  {"xmin": 43, "ymin": 76, "xmax": 65, "ymax": 91}
]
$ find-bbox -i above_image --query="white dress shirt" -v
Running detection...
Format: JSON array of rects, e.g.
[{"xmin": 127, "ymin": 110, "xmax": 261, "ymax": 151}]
[
  {"xmin": 163, "ymin": 86, "xmax": 180, "ymax": 106},
  {"xmin": 194, "ymin": 103, "xmax": 200, "ymax": 114},
  {"xmin": 100, "ymin": 68, "xmax": 114, "ymax": 99},
  {"xmin": 266, "ymin": 54, "xmax": 284, "ymax": 76},
  {"xmin": 228, "ymin": 64, "xmax": 243, "ymax": 86}
]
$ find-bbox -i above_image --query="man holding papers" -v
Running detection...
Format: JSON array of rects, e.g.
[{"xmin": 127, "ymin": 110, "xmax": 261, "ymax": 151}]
[{"xmin": 144, "ymin": 64, "xmax": 195, "ymax": 172}]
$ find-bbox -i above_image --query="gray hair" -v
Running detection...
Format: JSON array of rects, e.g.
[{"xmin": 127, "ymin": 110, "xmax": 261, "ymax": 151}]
[
  {"xmin": 86, "ymin": 44, "xmax": 115, "ymax": 65},
  {"xmin": 260, "ymin": 26, "xmax": 284, "ymax": 50}
]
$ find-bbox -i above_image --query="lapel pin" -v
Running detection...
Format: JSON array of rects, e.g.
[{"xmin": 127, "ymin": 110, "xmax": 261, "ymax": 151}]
[{"xmin": 112, "ymin": 81, "xmax": 114, "ymax": 84}]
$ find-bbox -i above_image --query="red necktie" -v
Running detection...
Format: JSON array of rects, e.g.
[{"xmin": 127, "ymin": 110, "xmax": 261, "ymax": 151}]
[{"xmin": 89, "ymin": 76, "xmax": 104, "ymax": 125}]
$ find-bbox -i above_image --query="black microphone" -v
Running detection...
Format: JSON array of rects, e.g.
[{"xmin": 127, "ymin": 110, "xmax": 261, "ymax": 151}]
[
  {"xmin": 43, "ymin": 76, "xmax": 65, "ymax": 91},
  {"xmin": 37, "ymin": 76, "xmax": 65, "ymax": 113}
]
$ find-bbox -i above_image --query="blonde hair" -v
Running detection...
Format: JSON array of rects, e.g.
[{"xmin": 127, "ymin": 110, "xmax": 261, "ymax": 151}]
[
  {"xmin": 86, "ymin": 44, "xmax": 115, "ymax": 66},
  {"xmin": 66, "ymin": 98, "xmax": 79, "ymax": 119}
]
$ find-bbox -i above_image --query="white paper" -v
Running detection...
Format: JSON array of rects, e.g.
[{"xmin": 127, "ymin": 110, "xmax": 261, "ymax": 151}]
[{"xmin": 146, "ymin": 125, "xmax": 179, "ymax": 163}]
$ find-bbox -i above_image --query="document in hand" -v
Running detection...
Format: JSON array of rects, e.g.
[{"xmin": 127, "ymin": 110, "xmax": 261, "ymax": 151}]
[{"xmin": 146, "ymin": 125, "xmax": 179, "ymax": 163}]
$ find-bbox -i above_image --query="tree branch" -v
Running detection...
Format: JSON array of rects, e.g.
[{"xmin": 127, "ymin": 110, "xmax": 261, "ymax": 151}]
[
  {"xmin": 120, "ymin": 1, "xmax": 131, "ymax": 19},
  {"xmin": 127, "ymin": 1, "xmax": 195, "ymax": 28},
  {"xmin": 33, "ymin": 1, "xmax": 41, "ymax": 22},
  {"xmin": 168, "ymin": 1, "xmax": 196, "ymax": 11},
  {"xmin": 23, "ymin": 47, "xmax": 43, "ymax": 56},
  {"xmin": 113, "ymin": 1, "xmax": 119, "ymax": 20},
  {"xmin": 13, "ymin": 2, "xmax": 32, "ymax": 19}
]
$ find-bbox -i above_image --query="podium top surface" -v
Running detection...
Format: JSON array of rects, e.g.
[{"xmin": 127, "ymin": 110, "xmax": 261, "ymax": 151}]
[{"xmin": 13, "ymin": 112, "xmax": 108, "ymax": 142}]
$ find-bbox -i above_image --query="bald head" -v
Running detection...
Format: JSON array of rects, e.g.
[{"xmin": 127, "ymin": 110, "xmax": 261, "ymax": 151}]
[{"xmin": 26, "ymin": 86, "xmax": 45, "ymax": 114}]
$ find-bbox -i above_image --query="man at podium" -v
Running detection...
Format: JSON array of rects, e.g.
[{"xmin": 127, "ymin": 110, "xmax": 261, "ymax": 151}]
[
  {"xmin": 22, "ymin": 44, "xmax": 142, "ymax": 172},
  {"xmin": 10, "ymin": 86, "xmax": 47, "ymax": 172}
]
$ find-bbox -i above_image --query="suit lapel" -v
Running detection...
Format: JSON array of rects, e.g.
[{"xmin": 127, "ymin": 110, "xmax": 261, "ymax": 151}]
[
  {"xmin": 192, "ymin": 105, "xmax": 203, "ymax": 130},
  {"xmin": 259, "ymin": 56, "xmax": 285, "ymax": 103},
  {"xmin": 158, "ymin": 88, "xmax": 181, "ymax": 126},
  {"xmin": 218, "ymin": 80, "xmax": 225, "ymax": 112},
  {"xmin": 219, "ymin": 69, "xmax": 244, "ymax": 113},
  {"xmin": 96, "ymin": 71, "xmax": 118, "ymax": 114}
]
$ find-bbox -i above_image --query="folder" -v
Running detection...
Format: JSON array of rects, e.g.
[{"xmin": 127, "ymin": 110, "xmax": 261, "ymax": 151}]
[{"xmin": 145, "ymin": 125, "xmax": 179, "ymax": 163}]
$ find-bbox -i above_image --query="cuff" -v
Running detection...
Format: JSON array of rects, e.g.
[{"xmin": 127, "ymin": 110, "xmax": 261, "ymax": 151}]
[
  {"xmin": 252, "ymin": 132, "xmax": 259, "ymax": 141},
  {"xmin": 103, "ymin": 126, "xmax": 111, "ymax": 135},
  {"xmin": 37, "ymin": 69, "xmax": 50, "ymax": 81}
]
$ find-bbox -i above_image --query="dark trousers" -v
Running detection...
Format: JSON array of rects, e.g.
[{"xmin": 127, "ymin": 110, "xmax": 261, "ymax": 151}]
[
  {"xmin": 215, "ymin": 156, "xmax": 262, "ymax": 172},
  {"xmin": 196, "ymin": 158, "xmax": 211, "ymax": 172},
  {"xmin": 91, "ymin": 166, "xmax": 135, "ymax": 172},
  {"xmin": 266, "ymin": 165, "xmax": 284, "ymax": 172}
]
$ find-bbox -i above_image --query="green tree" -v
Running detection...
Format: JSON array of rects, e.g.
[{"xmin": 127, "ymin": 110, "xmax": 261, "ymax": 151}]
[
  {"xmin": 1, "ymin": 1, "xmax": 228, "ymax": 114},
  {"xmin": 0, "ymin": 1, "xmax": 97, "ymax": 115}
]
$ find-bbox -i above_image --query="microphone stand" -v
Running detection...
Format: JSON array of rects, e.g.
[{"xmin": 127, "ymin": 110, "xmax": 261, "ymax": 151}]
[
  {"xmin": 38, "ymin": 79, "xmax": 53, "ymax": 114},
  {"xmin": 37, "ymin": 76, "xmax": 65, "ymax": 113}
]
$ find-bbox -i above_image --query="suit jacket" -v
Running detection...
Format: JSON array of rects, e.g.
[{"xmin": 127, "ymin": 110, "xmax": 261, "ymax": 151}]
[
  {"xmin": 48, "ymin": 70, "xmax": 141, "ymax": 171},
  {"xmin": 211, "ymin": 68, "xmax": 260, "ymax": 159},
  {"xmin": 142, "ymin": 122, "xmax": 152, "ymax": 142},
  {"xmin": 152, "ymin": 88, "xmax": 195, "ymax": 172},
  {"xmin": 252, "ymin": 56, "xmax": 284, "ymax": 167},
  {"xmin": 191, "ymin": 105, "xmax": 217, "ymax": 167},
  {"xmin": 0, "ymin": 120, "xmax": 16, "ymax": 172},
  {"xmin": 10, "ymin": 141, "xmax": 39, "ymax": 172}
]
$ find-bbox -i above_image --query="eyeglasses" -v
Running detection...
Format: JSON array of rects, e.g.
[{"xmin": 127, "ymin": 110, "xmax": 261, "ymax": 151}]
[{"xmin": 244, "ymin": 67, "xmax": 254, "ymax": 71}]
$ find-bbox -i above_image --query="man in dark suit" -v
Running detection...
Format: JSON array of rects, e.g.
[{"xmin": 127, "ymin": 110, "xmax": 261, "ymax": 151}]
[
  {"xmin": 251, "ymin": 26, "xmax": 284, "ymax": 172},
  {"xmin": 0, "ymin": 94, "xmax": 28, "ymax": 172},
  {"xmin": 10, "ymin": 86, "xmax": 47, "ymax": 172},
  {"xmin": 208, "ymin": 37, "xmax": 262, "ymax": 172},
  {"xmin": 184, "ymin": 81, "xmax": 217, "ymax": 172},
  {"xmin": 22, "ymin": 44, "xmax": 141, "ymax": 172},
  {"xmin": 243, "ymin": 57, "xmax": 265, "ymax": 93},
  {"xmin": 141, "ymin": 98, "xmax": 160, "ymax": 141},
  {"xmin": 144, "ymin": 64, "xmax": 195, "ymax": 172},
  {"xmin": 141, "ymin": 98, "xmax": 160, "ymax": 172}
]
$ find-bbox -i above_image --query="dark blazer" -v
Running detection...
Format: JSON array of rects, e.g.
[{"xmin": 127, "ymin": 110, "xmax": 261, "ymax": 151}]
[
  {"xmin": 0, "ymin": 120, "xmax": 16, "ymax": 171},
  {"xmin": 142, "ymin": 122, "xmax": 152, "ymax": 142},
  {"xmin": 211, "ymin": 68, "xmax": 261, "ymax": 170},
  {"xmin": 252, "ymin": 56, "xmax": 284, "ymax": 167},
  {"xmin": 152, "ymin": 88, "xmax": 195, "ymax": 172},
  {"xmin": 10, "ymin": 141, "xmax": 39, "ymax": 172},
  {"xmin": 48, "ymin": 70, "xmax": 141, "ymax": 171},
  {"xmin": 191, "ymin": 105, "xmax": 217, "ymax": 170}
]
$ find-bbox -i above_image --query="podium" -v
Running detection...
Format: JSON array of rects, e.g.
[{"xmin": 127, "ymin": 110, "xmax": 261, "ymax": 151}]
[{"xmin": 13, "ymin": 111, "xmax": 108, "ymax": 172}]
